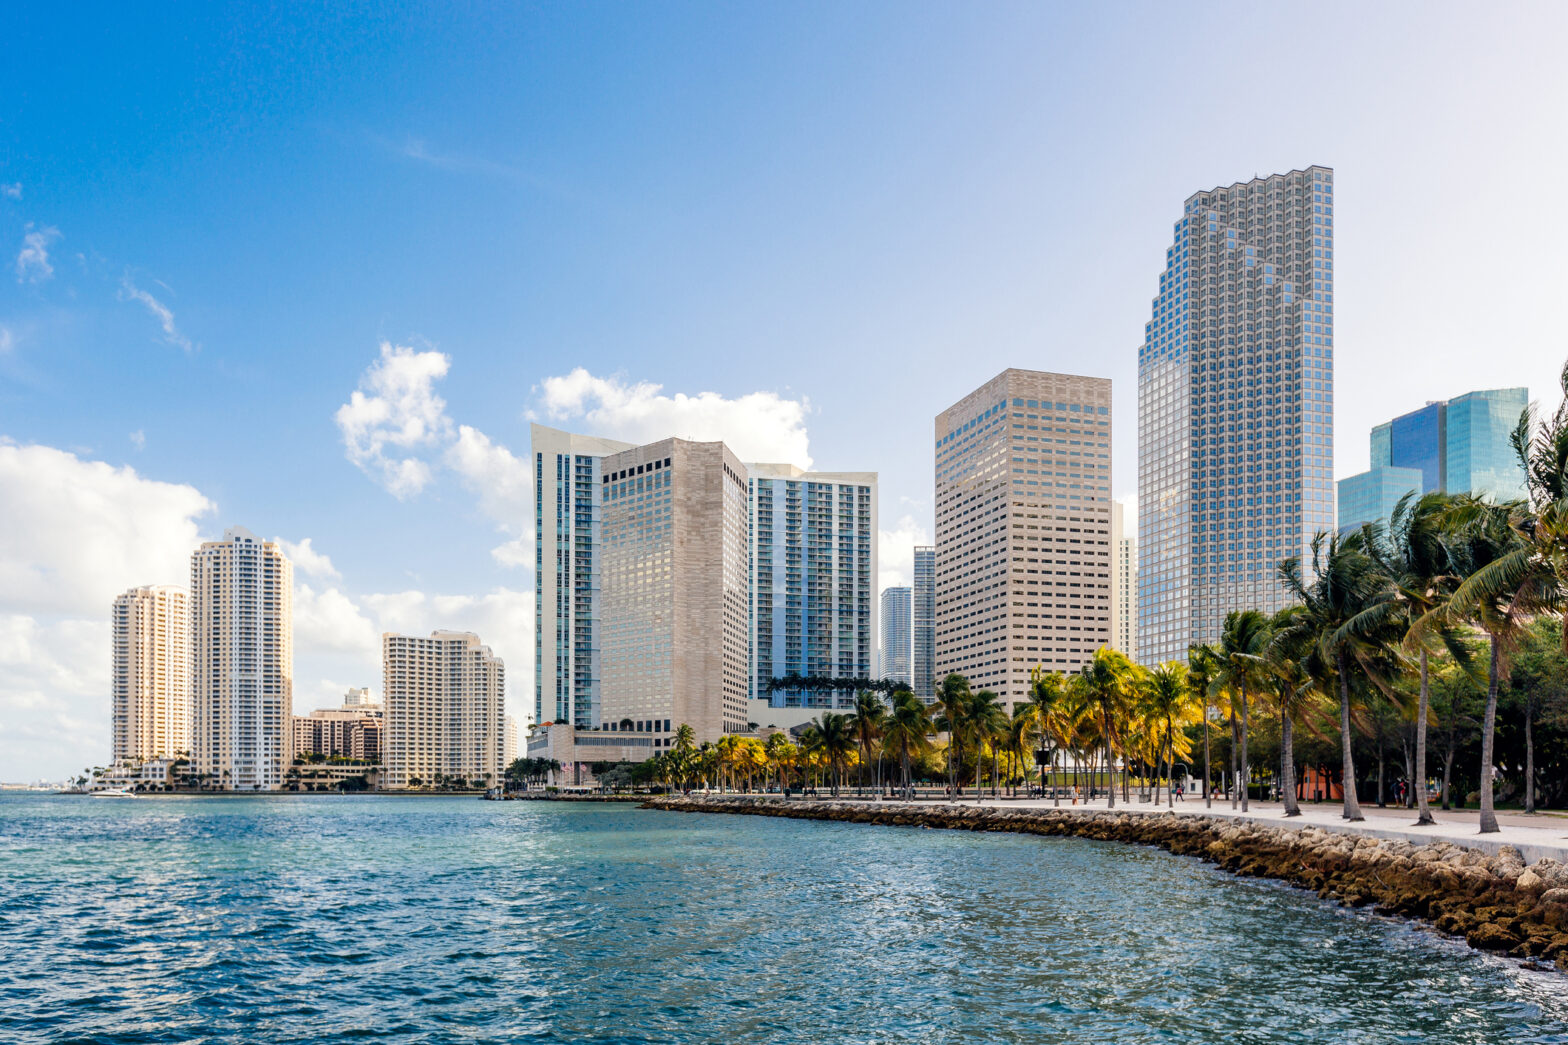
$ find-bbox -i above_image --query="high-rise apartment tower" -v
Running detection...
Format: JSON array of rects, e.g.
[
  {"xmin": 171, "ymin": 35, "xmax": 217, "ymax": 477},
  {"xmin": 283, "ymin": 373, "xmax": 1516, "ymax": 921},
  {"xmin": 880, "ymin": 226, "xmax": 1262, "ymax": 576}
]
[
  {"xmin": 383, "ymin": 630, "xmax": 505, "ymax": 789},
  {"xmin": 879, "ymin": 586, "xmax": 912, "ymax": 686},
  {"xmin": 935, "ymin": 369, "xmax": 1113, "ymax": 706},
  {"xmin": 191, "ymin": 527, "xmax": 293, "ymax": 790},
  {"xmin": 111, "ymin": 585, "xmax": 191, "ymax": 763},
  {"xmin": 912, "ymin": 545, "xmax": 936, "ymax": 700},
  {"xmin": 1111, "ymin": 502, "xmax": 1138, "ymax": 659},
  {"xmin": 1138, "ymin": 166, "xmax": 1335, "ymax": 664}
]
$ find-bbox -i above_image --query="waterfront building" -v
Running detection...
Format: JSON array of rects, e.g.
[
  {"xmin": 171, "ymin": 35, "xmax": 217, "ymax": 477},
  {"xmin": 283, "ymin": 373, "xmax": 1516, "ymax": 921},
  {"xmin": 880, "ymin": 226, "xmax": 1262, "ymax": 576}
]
[
  {"xmin": 912, "ymin": 545, "xmax": 935, "ymax": 701},
  {"xmin": 935, "ymin": 369, "xmax": 1113, "ymax": 706},
  {"xmin": 504, "ymin": 715, "xmax": 519, "ymax": 766},
  {"xmin": 1138, "ymin": 166, "xmax": 1335, "ymax": 664},
  {"xmin": 291, "ymin": 691, "xmax": 383, "ymax": 762},
  {"xmin": 90, "ymin": 756, "xmax": 181, "ymax": 793},
  {"xmin": 598, "ymin": 437, "xmax": 751, "ymax": 747},
  {"xmin": 110, "ymin": 584, "xmax": 191, "ymax": 763},
  {"xmin": 879, "ymin": 586, "xmax": 913, "ymax": 686},
  {"xmin": 530, "ymin": 424, "xmax": 636, "ymax": 731},
  {"xmin": 1111, "ymin": 502, "xmax": 1138, "ymax": 660},
  {"xmin": 383, "ymin": 630, "xmax": 505, "ymax": 790},
  {"xmin": 746, "ymin": 463, "xmax": 877, "ymax": 705},
  {"xmin": 1336, "ymin": 387, "xmax": 1529, "ymax": 531},
  {"xmin": 191, "ymin": 527, "xmax": 293, "ymax": 791}
]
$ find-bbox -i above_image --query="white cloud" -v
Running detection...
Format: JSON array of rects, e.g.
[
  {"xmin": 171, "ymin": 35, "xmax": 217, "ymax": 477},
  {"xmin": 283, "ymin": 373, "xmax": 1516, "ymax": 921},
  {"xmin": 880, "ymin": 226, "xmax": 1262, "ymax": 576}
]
[
  {"xmin": 538, "ymin": 367, "xmax": 813, "ymax": 467},
  {"xmin": 445, "ymin": 424, "xmax": 534, "ymax": 565},
  {"xmin": 0, "ymin": 442, "xmax": 214, "ymax": 615},
  {"xmin": 0, "ymin": 326, "xmax": 12, "ymax": 353},
  {"xmin": 335, "ymin": 341, "xmax": 453, "ymax": 498},
  {"xmin": 878, "ymin": 513, "xmax": 930, "ymax": 592},
  {"xmin": 294, "ymin": 583, "xmax": 379, "ymax": 656},
  {"xmin": 0, "ymin": 614, "xmax": 105, "ymax": 781},
  {"xmin": 118, "ymin": 277, "xmax": 193, "ymax": 352},
  {"xmin": 15, "ymin": 225, "xmax": 59, "ymax": 283},
  {"xmin": 278, "ymin": 536, "xmax": 340, "ymax": 580},
  {"xmin": 0, "ymin": 183, "xmax": 20, "ymax": 199},
  {"xmin": 129, "ymin": 429, "xmax": 145, "ymax": 450}
]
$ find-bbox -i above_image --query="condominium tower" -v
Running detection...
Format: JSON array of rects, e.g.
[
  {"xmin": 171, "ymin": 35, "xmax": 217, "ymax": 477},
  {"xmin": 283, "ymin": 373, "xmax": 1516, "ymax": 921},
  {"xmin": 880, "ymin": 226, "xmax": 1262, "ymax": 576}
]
[
  {"xmin": 191, "ymin": 527, "xmax": 293, "ymax": 791},
  {"xmin": 531, "ymin": 424, "xmax": 635, "ymax": 730},
  {"xmin": 912, "ymin": 545, "xmax": 936, "ymax": 700},
  {"xmin": 1111, "ymin": 502, "xmax": 1138, "ymax": 659},
  {"xmin": 1138, "ymin": 166, "xmax": 1335, "ymax": 664},
  {"xmin": 1338, "ymin": 387, "xmax": 1529, "ymax": 532},
  {"xmin": 110, "ymin": 585, "xmax": 191, "ymax": 762},
  {"xmin": 935, "ymin": 369, "xmax": 1113, "ymax": 705},
  {"xmin": 383, "ymin": 630, "xmax": 505, "ymax": 789},
  {"xmin": 879, "ymin": 586, "xmax": 912, "ymax": 686},
  {"xmin": 748, "ymin": 464, "xmax": 877, "ymax": 703},
  {"xmin": 598, "ymin": 437, "xmax": 750, "ymax": 746}
]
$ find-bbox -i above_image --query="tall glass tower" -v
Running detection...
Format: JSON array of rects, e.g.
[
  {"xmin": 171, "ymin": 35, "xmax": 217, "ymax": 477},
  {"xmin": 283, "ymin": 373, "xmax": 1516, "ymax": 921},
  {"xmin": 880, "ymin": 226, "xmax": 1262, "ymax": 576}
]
[
  {"xmin": 1138, "ymin": 166, "xmax": 1335, "ymax": 665},
  {"xmin": 911, "ymin": 545, "xmax": 935, "ymax": 701}
]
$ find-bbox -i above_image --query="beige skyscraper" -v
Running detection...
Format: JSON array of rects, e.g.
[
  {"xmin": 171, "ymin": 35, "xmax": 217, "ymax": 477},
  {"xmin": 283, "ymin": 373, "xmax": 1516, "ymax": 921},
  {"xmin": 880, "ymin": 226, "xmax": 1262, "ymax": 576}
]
[
  {"xmin": 599, "ymin": 437, "xmax": 750, "ymax": 747},
  {"xmin": 191, "ymin": 527, "xmax": 293, "ymax": 790},
  {"xmin": 1111, "ymin": 500, "xmax": 1138, "ymax": 660},
  {"xmin": 111, "ymin": 585, "xmax": 191, "ymax": 762},
  {"xmin": 934, "ymin": 369, "xmax": 1113, "ymax": 706},
  {"xmin": 383, "ymin": 630, "xmax": 505, "ymax": 789}
]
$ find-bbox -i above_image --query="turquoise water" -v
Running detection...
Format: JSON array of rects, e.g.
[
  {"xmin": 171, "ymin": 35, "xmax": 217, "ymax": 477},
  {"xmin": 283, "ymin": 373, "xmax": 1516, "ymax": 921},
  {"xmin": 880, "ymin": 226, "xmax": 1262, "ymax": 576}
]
[{"xmin": 2, "ymin": 795, "xmax": 1567, "ymax": 1044}]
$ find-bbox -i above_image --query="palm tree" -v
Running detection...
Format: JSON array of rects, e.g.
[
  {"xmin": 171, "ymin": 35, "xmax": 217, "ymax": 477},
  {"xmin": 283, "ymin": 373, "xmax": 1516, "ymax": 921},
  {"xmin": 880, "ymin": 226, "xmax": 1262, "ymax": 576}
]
[
  {"xmin": 881, "ymin": 691, "xmax": 933, "ymax": 799},
  {"xmin": 1140, "ymin": 662, "xmax": 1192, "ymax": 808},
  {"xmin": 671, "ymin": 724, "xmax": 697, "ymax": 793},
  {"xmin": 805, "ymin": 712, "xmax": 855, "ymax": 795},
  {"xmin": 1212, "ymin": 610, "xmax": 1273, "ymax": 812},
  {"xmin": 1447, "ymin": 496, "xmax": 1561, "ymax": 833},
  {"xmin": 1262, "ymin": 605, "xmax": 1325, "ymax": 817},
  {"xmin": 1005, "ymin": 703, "xmax": 1035, "ymax": 798},
  {"xmin": 1027, "ymin": 667, "xmax": 1067, "ymax": 803},
  {"xmin": 934, "ymin": 674, "xmax": 971, "ymax": 800},
  {"xmin": 1187, "ymin": 644, "xmax": 1220, "ymax": 808},
  {"xmin": 851, "ymin": 691, "xmax": 887, "ymax": 795},
  {"xmin": 1278, "ymin": 530, "xmax": 1396, "ymax": 822},
  {"xmin": 967, "ymin": 689, "xmax": 1008, "ymax": 800},
  {"xmin": 1076, "ymin": 648, "xmax": 1136, "ymax": 808}
]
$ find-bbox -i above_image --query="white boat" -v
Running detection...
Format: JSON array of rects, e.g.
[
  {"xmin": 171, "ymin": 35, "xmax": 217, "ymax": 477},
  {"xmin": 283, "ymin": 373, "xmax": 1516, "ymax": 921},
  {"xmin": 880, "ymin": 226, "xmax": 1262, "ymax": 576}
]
[{"xmin": 90, "ymin": 787, "xmax": 137, "ymax": 798}]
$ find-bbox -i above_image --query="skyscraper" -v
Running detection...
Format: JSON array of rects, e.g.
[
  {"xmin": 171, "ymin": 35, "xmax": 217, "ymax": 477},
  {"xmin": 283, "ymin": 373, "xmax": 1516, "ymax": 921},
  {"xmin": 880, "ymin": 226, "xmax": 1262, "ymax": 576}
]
[
  {"xmin": 531, "ymin": 424, "xmax": 635, "ymax": 730},
  {"xmin": 935, "ymin": 369, "xmax": 1113, "ymax": 706},
  {"xmin": 599, "ymin": 437, "xmax": 750, "ymax": 746},
  {"xmin": 111, "ymin": 585, "xmax": 191, "ymax": 763},
  {"xmin": 1111, "ymin": 502, "xmax": 1138, "ymax": 660},
  {"xmin": 748, "ymin": 464, "xmax": 877, "ymax": 703},
  {"xmin": 879, "ymin": 586, "xmax": 912, "ymax": 686},
  {"xmin": 1138, "ymin": 166, "xmax": 1335, "ymax": 664},
  {"xmin": 383, "ymin": 630, "xmax": 505, "ymax": 789},
  {"xmin": 1337, "ymin": 387, "xmax": 1529, "ymax": 532},
  {"xmin": 912, "ymin": 545, "xmax": 936, "ymax": 700},
  {"xmin": 191, "ymin": 527, "xmax": 293, "ymax": 791}
]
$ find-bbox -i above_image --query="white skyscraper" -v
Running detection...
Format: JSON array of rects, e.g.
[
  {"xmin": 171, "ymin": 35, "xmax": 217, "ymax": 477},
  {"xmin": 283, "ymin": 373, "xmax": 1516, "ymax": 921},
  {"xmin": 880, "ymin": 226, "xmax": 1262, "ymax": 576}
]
[
  {"xmin": 1138, "ymin": 166, "xmax": 1335, "ymax": 663},
  {"xmin": 191, "ymin": 527, "xmax": 293, "ymax": 791},
  {"xmin": 383, "ymin": 630, "xmax": 506, "ymax": 790},
  {"xmin": 879, "ymin": 586, "xmax": 913, "ymax": 686},
  {"xmin": 1111, "ymin": 501, "xmax": 1138, "ymax": 660},
  {"xmin": 111, "ymin": 585, "xmax": 191, "ymax": 763}
]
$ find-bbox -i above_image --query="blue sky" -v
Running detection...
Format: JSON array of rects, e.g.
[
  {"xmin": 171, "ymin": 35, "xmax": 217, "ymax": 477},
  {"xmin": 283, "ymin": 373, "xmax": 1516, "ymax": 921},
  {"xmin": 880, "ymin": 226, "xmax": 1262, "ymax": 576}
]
[{"xmin": 4, "ymin": 2, "xmax": 1566, "ymax": 780}]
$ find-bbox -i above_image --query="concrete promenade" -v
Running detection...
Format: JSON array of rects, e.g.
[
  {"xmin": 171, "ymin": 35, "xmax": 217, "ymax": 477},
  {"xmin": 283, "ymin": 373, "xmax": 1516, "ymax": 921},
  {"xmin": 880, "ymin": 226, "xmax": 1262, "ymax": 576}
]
[{"xmin": 789, "ymin": 791, "xmax": 1568, "ymax": 863}]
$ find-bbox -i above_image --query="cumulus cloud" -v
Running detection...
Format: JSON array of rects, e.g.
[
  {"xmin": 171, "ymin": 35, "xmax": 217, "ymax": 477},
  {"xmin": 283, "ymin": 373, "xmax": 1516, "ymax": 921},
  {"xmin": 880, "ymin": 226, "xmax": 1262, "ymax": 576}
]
[
  {"xmin": 878, "ymin": 513, "xmax": 930, "ymax": 592},
  {"xmin": 445, "ymin": 424, "xmax": 534, "ymax": 564},
  {"xmin": 294, "ymin": 583, "xmax": 379, "ymax": 656},
  {"xmin": 278, "ymin": 536, "xmax": 340, "ymax": 580},
  {"xmin": 15, "ymin": 225, "xmax": 59, "ymax": 283},
  {"xmin": 0, "ymin": 614, "xmax": 105, "ymax": 780},
  {"xmin": 335, "ymin": 341, "xmax": 453, "ymax": 498},
  {"xmin": 118, "ymin": 277, "xmax": 193, "ymax": 351},
  {"xmin": 537, "ymin": 367, "xmax": 813, "ymax": 467}
]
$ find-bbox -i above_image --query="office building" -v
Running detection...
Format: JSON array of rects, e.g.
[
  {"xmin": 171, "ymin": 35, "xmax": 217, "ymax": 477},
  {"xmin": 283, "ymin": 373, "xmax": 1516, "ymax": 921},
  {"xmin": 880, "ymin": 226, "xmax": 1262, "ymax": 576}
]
[
  {"xmin": 531, "ymin": 424, "xmax": 635, "ymax": 731},
  {"xmin": 598, "ymin": 437, "xmax": 751, "ymax": 747},
  {"xmin": 1337, "ymin": 387, "xmax": 1529, "ymax": 532},
  {"xmin": 1138, "ymin": 166, "xmax": 1335, "ymax": 664},
  {"xmin": 383, "ymin": 630, "xmax": 505, "ymax": 789},
  {"xmin": 748, "ymin": 464, "xmax": 877, "ymax": 704},
  {"xmin": 912, "ymin": 545, "xmax": 936, "ymax": 700},
  {"xmin": 191, "ymin": 527, "xmax": 294, "ymax": 791},
  {"xmin": 1111, "ymin": 501, "xmax": 1137, "ymax": 659},
  {"xmin": 935, "ymin": 369, "xmax": 1113, "ymax": 706},
  {"xmin": 110, "ymin": 585, "xmax": 191, "ymax": 763},
  {"xmin": 879, "ymin": 586, "xmax": 913, "ymax": 686}
]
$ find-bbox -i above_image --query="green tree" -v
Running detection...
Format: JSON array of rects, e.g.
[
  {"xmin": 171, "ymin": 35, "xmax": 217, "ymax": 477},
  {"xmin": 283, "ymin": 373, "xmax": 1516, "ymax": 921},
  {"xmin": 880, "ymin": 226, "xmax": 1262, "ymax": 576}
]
[
  {"xmin": 882, "ymin": 691, "xmax": 933, "ymax": 800},
  {"xmin": 1213, "ymin": 609, "xmax": 1273, "ymax": 812},
  {"xmin": 851, "ymin": 691, "xmax": 887, "ymax": 795},
  {"xmin": 1140, "ymin": 661, "xmax": 1194, "ymax": 808},
  {"xmin": 1075, "ymin": 648, "xmax": 1137, "ymax": 808},
  {"xmin": 934, "ymin": 674, "xmax": 971, "ymax": 799}
]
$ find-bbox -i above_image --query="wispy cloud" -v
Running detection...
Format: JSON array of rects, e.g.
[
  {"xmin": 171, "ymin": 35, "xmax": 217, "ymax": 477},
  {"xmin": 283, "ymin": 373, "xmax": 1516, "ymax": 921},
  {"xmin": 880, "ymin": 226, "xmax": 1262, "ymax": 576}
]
[
  {"xmin": 396, "ymin": 136, "xmax": 520, "ymax": 179},
  {"xmin": 15, "ymin": 225, "xmax": 59, "ymax": 283},
  {"xmin": 129, "ymin": 430, "xmax": 145, "ymax": 450},
  {"xmin": 118, "ymin": 277, "xmax": 193, "ymax": 352},
  {"xmin": 0, "ymin": 183, "xmax": 20, "ymax": 200},
  {"xmin": 0, "ymin": 326, "xmax": 13, "ymax": 354}
]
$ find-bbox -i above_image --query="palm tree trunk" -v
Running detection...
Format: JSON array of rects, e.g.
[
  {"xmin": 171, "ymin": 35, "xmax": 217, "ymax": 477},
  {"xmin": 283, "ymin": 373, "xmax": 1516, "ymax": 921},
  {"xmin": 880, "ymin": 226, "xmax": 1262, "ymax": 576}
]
[
  {"xmin": 1337, "ymin": 650, "xmax": 1364, "ymax": 821},
  {"xmin": 1414, "ymin": 648, "xmax": 1435, "ymax": 824},
  {"xmin": 1228, "ymin": 713, "xmax": 1238, "ymax": 809},
  {"xmin": 1526, "ymin": 698, "xmax": 1537, "ymax": 815},
  {"xmin": 1281, "ymin": 699, "xmax": 1300, "ymax": 816},
  {"xmin": 1166, "ymin": 713, "xmax": 1174, "ymax": 809},
  {"xmin": 1104, "ymin": 709, "xmax": 1116, "ymax": 809},
  {"xmin": 1479, "ymin": 637, "xmax": 1502, "ymax": 833},
  {"xmin": 1239, "ymin": 685, "xmax": 1250, "ymax": 813},
  {"xmin": 1442, "ymin": 744, "xmax": 1454, "ymax": 810},
  {"xmin": 1203, "ymin": 701, "xmax": 1212, "ymax": 809}
]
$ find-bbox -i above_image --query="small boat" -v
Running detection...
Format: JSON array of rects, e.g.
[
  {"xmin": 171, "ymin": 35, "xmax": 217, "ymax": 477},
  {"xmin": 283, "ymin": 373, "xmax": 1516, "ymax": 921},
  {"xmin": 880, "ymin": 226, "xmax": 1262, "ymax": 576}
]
[{"xmin": 90, "ymin": 787, "xmax": 137, "ymax": 798}]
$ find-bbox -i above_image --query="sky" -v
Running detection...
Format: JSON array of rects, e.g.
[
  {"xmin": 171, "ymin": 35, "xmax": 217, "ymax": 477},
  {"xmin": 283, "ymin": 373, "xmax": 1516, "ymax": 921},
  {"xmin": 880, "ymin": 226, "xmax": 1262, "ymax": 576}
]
[{"xmin": 3, "ymin": 2, "xmax": 1566, "ymax": 781}]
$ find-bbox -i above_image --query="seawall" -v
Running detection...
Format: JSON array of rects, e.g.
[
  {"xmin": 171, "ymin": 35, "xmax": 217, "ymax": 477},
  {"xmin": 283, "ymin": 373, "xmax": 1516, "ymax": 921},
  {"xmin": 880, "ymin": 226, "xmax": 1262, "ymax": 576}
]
[{"xmin": 644, "ymin": 795, "xmax": 1568, "ymax": 970}]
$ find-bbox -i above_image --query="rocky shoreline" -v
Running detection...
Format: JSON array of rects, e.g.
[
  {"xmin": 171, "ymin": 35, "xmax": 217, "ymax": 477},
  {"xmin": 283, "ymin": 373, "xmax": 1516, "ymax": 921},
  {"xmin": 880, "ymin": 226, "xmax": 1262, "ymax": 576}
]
[{"xmin": 644, "ymin": 794, "xmax": 1568, "ymax": 970}]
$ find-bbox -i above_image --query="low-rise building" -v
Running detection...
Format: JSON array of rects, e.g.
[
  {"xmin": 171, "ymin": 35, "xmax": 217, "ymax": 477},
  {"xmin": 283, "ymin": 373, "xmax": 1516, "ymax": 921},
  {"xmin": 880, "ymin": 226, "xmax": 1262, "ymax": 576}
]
[
  {"xmin": 91, "ymin": 757, "xmax": 184, "ymax": 793},
  {"xmin": 526, "ymin": 722, "xmax": 658, "ymax": 786},
  {"xmin": 292, "ymin": 690, "xmax": 384, "ymax": 762}
]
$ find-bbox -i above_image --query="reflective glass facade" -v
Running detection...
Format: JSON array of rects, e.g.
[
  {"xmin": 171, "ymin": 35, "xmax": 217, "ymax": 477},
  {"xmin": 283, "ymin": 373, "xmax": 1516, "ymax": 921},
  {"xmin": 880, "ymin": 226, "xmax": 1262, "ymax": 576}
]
[
  {"xmin": 1446, "ymin": 388, "xmax": 1529, "ymax": 501},
  {"xmin": 912, "ymin": 545, "xmax": 935, "ymax": 701},
  {"xmin": 1138, "ymin": 167, "xmax": 1335, "ymax": 664},
  {"xmin": 879, "ymin": 586, "xmax": 912, "ymax": 686}
]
